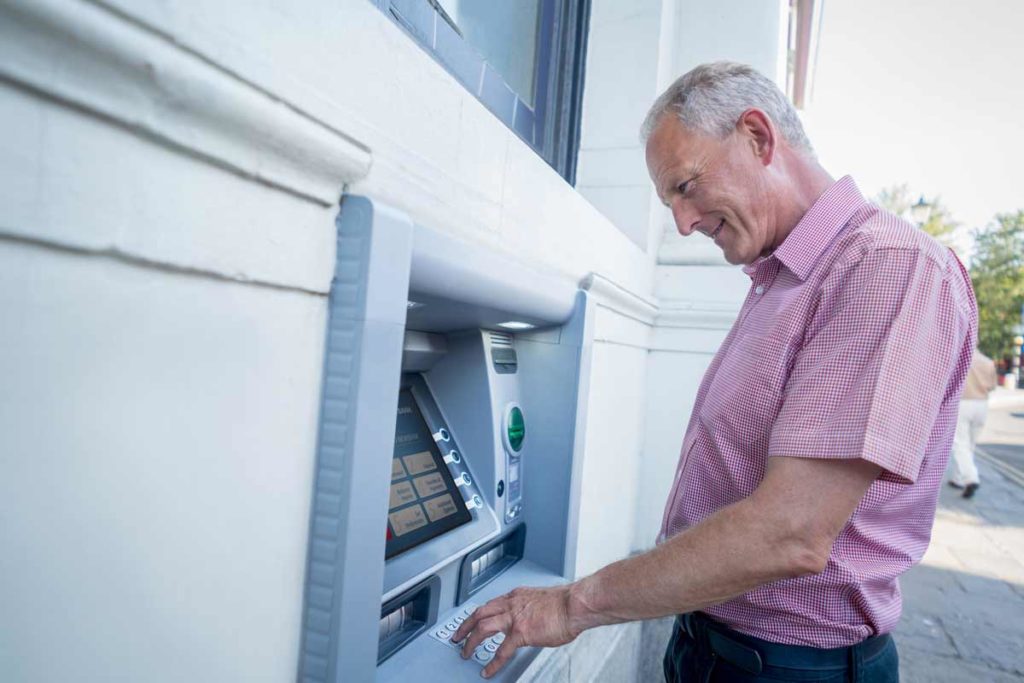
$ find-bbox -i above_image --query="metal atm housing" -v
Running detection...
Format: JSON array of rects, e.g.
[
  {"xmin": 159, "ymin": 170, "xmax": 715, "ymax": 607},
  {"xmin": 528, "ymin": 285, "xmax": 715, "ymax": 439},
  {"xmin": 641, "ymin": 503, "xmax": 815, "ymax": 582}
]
[{"xmin": 298, "ymin": 197, "xmax": 593, "ymax": 682}]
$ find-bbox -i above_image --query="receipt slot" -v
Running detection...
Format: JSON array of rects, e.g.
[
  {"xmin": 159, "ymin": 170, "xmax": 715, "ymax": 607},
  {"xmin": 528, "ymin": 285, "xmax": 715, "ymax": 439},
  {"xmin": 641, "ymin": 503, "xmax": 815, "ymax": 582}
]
[{"xmin": 298, "ymin": 197, "xmax": 593, "ymax": 682}]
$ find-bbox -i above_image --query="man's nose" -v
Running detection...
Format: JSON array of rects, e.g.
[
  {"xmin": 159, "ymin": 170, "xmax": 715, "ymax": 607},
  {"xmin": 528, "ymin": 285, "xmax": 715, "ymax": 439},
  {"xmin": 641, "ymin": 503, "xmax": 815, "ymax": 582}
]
[{"xmin": 671, "ymin": 198, "xmax": 701, "ymax": 237}]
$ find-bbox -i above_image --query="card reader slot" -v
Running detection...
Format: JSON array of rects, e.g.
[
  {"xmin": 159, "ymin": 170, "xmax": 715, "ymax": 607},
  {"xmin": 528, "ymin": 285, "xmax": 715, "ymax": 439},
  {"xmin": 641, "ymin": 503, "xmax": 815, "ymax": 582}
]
[{"xmin": 456, "ymin": 525, "xmax": 526, "ymax": 604}]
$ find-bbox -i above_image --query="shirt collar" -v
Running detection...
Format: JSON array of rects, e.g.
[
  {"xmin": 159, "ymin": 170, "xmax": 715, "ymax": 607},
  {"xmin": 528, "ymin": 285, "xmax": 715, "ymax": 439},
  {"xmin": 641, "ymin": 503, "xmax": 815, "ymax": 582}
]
[{"xmin": 745, "ymin": 176, "xmax": 868, "ymax": 281}]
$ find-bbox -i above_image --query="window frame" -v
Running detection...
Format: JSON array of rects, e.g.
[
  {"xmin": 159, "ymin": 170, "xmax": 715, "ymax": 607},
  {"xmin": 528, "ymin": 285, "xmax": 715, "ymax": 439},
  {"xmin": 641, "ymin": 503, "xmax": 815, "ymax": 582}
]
[{"xmin": 374, "ymin": 0, "xmax": 591, "ymax": 184}]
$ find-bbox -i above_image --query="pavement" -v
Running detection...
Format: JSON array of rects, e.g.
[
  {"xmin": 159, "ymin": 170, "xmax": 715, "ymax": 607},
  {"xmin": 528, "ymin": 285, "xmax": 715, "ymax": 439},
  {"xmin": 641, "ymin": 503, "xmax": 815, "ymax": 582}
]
[{"xmin": 895, "ymin": 387, "xmax": 1024, "ymax": 682}]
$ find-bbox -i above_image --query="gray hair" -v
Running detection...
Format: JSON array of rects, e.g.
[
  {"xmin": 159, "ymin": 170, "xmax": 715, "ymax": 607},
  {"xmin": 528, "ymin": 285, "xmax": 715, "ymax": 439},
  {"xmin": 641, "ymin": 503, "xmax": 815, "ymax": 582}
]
[{"xmin": 641, "ymin": 62, "xmax": 814, "ymax": 156}]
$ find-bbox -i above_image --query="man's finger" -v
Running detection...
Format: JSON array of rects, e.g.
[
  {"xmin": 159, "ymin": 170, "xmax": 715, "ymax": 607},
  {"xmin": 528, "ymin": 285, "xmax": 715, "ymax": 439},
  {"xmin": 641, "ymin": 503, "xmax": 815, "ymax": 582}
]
[
  {"xmin": 461, "ymin": 615, "xmax": 505, "ymax": 659},
  {"xmin": 481, "ymin": 637, "xmax": 518, "ymax": 679},
  {"xmin": 452, "ymin": 611, "xmax": 477, "ymax": 644},
  {"xmin": 453, "ymin": 598, "xmax": 502, "ymax": 642}
]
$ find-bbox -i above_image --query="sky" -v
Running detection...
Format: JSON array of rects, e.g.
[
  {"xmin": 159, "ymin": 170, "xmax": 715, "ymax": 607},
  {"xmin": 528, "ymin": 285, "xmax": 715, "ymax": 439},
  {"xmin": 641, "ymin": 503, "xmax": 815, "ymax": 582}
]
[{"xmin": 801, "ymin": 0, "xmax": 1024, "ymax": 254}]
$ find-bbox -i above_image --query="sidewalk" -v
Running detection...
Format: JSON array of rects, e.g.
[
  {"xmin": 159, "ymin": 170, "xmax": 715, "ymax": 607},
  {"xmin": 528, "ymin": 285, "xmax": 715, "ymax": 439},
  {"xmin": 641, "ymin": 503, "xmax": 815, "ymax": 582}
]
[{"xmin": 896, "ymin": 389, "xmax": 1024, "ymax": 682}]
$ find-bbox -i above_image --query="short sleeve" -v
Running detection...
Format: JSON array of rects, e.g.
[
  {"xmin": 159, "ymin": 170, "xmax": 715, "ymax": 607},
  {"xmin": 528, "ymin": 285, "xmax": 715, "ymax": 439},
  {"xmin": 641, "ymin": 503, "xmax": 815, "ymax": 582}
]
[{"xmin": 769, "ymin": 247, "xmax": 971, "ymax": 483}]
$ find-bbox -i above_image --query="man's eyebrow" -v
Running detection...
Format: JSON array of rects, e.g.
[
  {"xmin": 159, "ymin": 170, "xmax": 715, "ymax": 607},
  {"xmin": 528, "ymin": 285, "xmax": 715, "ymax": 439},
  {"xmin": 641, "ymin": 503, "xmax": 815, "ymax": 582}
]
[{"xmin": 677, "ymin": 170, "xmax": 699, "ymax": 188}]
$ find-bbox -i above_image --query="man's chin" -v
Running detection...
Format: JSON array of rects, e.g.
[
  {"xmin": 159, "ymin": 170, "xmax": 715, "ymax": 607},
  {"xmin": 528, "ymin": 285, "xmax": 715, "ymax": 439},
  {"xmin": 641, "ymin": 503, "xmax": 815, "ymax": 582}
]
[{"xmin": 721, "ymin": 250, "xmax": 745, "ymax": 266}]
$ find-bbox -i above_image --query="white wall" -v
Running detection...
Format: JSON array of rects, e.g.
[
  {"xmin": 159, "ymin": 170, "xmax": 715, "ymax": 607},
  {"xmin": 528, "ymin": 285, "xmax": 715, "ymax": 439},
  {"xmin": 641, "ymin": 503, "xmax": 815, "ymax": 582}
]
[
  {"xmin": 1, "ymin": 2, "xmax": 341, "ymax": 677},
  {"xmin": 571, "ymin": 277, "xmax": 658, "ymax": 577},
  {"xmin": 576, "ymin": 0, "xmax": 669, "ymax": 253},
  {"xmin": 0, "ymin": 240, "xmax": 325, "ymax": 682}
]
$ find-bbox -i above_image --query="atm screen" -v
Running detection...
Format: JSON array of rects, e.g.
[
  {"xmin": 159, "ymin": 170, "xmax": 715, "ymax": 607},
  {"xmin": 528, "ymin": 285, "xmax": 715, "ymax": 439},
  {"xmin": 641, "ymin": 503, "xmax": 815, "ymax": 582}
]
[{"xmin": 386, "ymin": 389, "xmax": 472, "ymax": 559}]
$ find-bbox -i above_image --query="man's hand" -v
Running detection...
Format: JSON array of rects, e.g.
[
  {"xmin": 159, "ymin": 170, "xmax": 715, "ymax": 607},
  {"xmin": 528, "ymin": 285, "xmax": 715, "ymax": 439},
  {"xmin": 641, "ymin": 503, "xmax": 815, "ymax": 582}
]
[{"xmin": 452, "ymin": 584, "xmax": 584, "ymax": 678}]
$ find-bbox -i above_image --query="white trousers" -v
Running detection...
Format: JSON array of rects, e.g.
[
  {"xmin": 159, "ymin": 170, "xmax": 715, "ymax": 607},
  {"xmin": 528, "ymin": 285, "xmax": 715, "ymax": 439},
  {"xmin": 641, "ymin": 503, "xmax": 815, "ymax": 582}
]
[{"xmin": 950, "ymin": 399, "xmax": 988, "ymax": 486}]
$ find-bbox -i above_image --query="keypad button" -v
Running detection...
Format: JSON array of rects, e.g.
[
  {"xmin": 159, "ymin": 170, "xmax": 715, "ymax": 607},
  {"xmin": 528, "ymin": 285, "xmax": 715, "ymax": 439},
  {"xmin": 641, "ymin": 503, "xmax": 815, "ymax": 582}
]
[
  {"xmin": 446, "ymin": 621, "xmax": 459, "ymax": 631},
  {"xmin": 485, "ymin": 641, "xmax": 498, "ymax": 653},
  {"xmin": 493, "ymin": 633, "xmax": 506, "ymax": 644},
  {"xmin": 454, "ymin": 615, "xmax": 465, "ymax": 624},
  {"xmin": 474, "ymin": 650, "xmax": 494, "ymax": 664},
  {"xmin": 435, "ymin": 628, "xmax": 450, "ymax": 639}
]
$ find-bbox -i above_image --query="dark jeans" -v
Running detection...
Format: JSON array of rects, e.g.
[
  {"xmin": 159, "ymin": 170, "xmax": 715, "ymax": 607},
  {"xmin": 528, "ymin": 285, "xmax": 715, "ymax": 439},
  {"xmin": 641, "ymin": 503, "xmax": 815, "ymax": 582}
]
[{"xmin": 663, "ymin": 613, "xmax": 899, "ymax": 682}]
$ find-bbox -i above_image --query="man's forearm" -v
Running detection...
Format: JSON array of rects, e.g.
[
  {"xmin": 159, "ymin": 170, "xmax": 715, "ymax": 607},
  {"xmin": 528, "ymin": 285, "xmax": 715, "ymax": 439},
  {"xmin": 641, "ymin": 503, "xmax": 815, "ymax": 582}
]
[
  {"xmin": 451, "ymin": 457, "xmax": 879, "ymax": 678},
  {"xmin": 565, "ymin": 492, "xmax": 824, "ymax": 633}
]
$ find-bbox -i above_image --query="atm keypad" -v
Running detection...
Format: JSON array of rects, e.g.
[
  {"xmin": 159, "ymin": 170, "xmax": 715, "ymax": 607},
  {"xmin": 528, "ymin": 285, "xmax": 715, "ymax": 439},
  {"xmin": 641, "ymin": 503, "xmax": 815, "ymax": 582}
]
[{"xmin": 428, "ymin": 603, "xmax": 507, "ymax": 668}]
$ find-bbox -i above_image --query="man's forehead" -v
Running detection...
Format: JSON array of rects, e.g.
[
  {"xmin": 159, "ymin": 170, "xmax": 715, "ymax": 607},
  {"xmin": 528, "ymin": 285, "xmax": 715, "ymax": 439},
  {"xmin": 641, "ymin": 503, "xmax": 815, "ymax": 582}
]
[
  {"xmin": 646, "ymin": 117, "xmax": 702, "ymax": 175},
  {"xmin": 647, "ymin": 116, "xmax": 711, "ymax": 162}
]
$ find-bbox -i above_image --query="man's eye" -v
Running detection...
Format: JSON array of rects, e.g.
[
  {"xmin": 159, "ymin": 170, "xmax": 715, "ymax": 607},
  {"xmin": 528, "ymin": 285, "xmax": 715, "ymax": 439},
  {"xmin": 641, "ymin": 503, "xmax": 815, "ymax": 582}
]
[{"xmin": 677, "ymin": 181, "xmax": 690, "ymax": 196}]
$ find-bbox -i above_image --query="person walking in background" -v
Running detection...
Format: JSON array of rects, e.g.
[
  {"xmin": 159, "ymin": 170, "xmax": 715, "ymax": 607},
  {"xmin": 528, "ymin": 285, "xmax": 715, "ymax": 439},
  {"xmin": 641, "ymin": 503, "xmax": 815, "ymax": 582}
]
[{"xmin": 949, "ymin": 348, "xmax": 999, "ymax": 498}]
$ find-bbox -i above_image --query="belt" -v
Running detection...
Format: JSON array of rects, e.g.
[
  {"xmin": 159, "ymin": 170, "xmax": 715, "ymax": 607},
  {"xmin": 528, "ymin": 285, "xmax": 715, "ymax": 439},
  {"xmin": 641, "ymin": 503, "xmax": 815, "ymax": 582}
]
[{"xmin": 677, "ymin": 612, "xmax": 892, "ymax": 676}]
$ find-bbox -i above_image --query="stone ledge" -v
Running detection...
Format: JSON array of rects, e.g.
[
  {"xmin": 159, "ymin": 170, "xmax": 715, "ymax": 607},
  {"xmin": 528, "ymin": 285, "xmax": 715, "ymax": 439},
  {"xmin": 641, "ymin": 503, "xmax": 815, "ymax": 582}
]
[
  {"xmin": 0, "ymin": 0, "xmax": 371, "ymax": 208},
  {"xmin": 581, "ymin": 272, "xmax": 659, "ymax": 327}
]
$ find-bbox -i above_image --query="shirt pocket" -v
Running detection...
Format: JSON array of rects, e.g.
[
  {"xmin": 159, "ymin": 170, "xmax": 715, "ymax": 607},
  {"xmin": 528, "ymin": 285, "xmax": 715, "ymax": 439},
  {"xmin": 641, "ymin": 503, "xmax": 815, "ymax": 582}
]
[{"xmin": 698, "ymin": 333, "xmax": 789, "ymax": 447}]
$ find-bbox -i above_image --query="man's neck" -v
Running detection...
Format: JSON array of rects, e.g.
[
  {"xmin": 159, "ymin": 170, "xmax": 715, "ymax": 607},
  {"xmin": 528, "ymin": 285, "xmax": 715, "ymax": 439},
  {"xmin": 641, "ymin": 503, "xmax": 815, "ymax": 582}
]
[{"xmin": 772, "ymin": 153, "xmax": 835, "ymax": 246}]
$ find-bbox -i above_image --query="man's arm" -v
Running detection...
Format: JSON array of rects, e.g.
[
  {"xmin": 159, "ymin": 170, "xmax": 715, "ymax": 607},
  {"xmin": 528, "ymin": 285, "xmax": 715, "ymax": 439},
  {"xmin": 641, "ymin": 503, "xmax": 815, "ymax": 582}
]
[{"xmin": 454, "ymin": 455, "xmax": 882, "ymax": 678}]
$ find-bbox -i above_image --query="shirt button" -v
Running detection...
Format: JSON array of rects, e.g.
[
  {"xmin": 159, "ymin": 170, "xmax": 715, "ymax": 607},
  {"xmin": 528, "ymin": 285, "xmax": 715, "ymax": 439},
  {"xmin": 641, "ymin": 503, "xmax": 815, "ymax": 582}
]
[{"xmin": 755, "ymin": 285, "xmax": 765, "ymax": 295}]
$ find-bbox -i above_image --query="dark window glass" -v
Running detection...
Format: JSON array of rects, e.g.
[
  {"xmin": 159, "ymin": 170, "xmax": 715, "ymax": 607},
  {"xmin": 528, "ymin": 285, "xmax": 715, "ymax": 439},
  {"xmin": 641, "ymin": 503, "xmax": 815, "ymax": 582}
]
[
  {"xmin": 378, "ymin": 0, "xmax": 591, "ymax": 183},
  {"xmin": 438, "ymin": 1, "xmax": 542, "ymax": 107}
]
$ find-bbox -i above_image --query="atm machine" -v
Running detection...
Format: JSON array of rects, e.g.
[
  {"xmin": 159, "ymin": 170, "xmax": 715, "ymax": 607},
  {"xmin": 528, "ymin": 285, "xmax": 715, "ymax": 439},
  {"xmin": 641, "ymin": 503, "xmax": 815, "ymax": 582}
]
[{"xmin": 297, "ymin": 197, "xmax": 593, "ymax": 682}]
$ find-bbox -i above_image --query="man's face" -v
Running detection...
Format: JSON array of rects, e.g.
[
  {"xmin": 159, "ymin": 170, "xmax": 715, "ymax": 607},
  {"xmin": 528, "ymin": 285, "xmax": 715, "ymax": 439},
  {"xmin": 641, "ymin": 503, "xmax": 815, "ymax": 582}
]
[{"xmin": 645, "ymin": 114, "xmax": 777, "ymax": 265}]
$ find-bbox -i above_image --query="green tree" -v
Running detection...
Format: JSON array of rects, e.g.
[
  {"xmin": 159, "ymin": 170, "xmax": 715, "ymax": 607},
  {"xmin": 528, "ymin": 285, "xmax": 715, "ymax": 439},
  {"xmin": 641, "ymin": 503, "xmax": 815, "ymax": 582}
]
[
  {"xmin": 971, "ymin": 210, "xmax": 1024, "ymax": 360},
  {"xmin": 875, "ymin": 184, "xmax": 959, "ymax": 247}
]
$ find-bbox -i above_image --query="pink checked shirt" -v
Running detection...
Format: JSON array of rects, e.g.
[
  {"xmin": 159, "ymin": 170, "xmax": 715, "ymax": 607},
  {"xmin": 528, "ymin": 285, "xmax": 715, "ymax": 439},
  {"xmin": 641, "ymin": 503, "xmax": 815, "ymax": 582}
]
[{"xmin": 659, "ymin": 177, "xmax": 977, "ymax": 647}]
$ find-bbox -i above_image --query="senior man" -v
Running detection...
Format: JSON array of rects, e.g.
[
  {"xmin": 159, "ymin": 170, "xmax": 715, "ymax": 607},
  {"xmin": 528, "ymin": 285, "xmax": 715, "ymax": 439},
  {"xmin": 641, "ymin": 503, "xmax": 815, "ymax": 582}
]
[{"xmin": 454, "ymin": 62, "xmax": 976, "ymax": 682}]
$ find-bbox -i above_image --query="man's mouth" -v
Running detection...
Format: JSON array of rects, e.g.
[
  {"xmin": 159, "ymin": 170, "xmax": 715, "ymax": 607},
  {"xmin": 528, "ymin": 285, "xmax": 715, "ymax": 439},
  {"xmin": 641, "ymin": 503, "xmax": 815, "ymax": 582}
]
[{"xmin": 710, "ymin": 218, "xmax": 725, "ymax": 240}]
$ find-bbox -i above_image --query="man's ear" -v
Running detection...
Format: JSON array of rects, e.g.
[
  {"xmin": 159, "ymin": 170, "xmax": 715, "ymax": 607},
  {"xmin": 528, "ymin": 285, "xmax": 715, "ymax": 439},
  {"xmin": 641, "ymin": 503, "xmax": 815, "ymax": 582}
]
[{"xmin": 736, "ymin": 108, "xmax": 776, "ymax": 166}]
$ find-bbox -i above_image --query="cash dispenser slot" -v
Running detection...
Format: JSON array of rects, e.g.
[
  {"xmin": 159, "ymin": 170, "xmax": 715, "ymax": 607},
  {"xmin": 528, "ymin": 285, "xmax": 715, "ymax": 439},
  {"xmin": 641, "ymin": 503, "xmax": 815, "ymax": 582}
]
[
  {"xmin": 377, "ymin": 575, "xmax": 440, "ymax": 664},
  {"xmin": 457, "ymin": 525, "xmax": 526, "ymax": 603}
]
